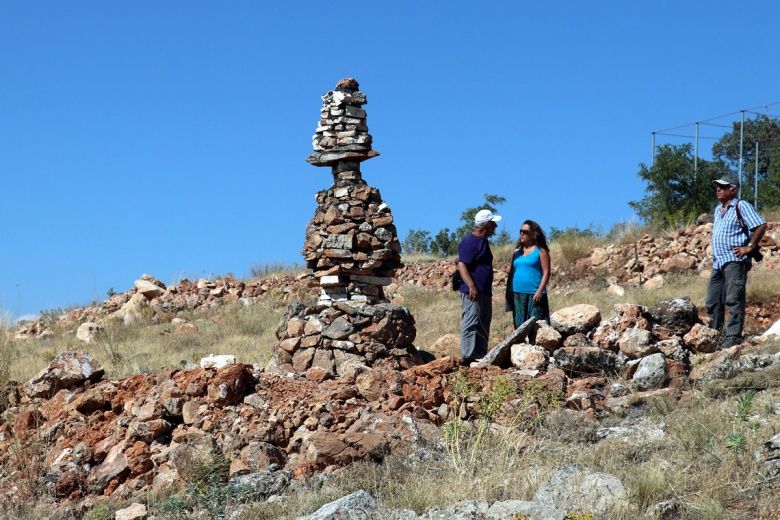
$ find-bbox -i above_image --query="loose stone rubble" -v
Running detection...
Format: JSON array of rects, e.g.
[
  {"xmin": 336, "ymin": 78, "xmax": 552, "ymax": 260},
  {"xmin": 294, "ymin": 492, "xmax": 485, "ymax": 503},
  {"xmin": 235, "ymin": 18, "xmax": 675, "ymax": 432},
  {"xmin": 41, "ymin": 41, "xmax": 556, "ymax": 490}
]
[{"xmin": 2, "ymin": 300, "xmax": 779, "ymax": 515}]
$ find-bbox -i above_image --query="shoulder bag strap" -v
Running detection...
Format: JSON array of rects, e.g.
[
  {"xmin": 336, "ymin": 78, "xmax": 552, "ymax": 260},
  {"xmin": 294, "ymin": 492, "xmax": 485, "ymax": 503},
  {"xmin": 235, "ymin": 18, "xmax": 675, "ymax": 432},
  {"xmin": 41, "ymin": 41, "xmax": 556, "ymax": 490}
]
[{"xmin": 733, "ymin": 200, "xmax": 750, "ymax": 236}]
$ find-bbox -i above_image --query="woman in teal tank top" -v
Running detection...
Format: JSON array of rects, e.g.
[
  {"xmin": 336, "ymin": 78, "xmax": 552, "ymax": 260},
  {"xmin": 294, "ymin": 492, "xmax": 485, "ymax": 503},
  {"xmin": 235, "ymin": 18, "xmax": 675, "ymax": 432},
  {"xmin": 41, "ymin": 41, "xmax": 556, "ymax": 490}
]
[{"xmin": 504, "ymin": 220, "xmax": 551, "ymax": 327}]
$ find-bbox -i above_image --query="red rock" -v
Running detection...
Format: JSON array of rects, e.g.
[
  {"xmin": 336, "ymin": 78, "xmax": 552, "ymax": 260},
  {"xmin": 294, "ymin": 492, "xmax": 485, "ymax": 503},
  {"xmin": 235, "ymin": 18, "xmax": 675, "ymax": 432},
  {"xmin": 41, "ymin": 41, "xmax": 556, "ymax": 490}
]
[
  {"xmin": 207, "ymin": 364, "xmax": 254, "ymax": 405},
  {"xmin": 12, "ymin": 408, "xmax": 44, "ymax": 436},
  {"xmin": 125, "ymin": 441, "xmax": 153, "ymax": 477}
]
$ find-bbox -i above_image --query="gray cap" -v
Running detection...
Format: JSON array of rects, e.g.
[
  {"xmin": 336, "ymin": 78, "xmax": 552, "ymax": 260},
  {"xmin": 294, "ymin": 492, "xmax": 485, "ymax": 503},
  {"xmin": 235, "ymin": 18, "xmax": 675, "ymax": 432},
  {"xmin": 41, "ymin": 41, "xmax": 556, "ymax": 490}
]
[{"xmin": 712, "ymin": 174, "xmax": 740, "ymax": 188}]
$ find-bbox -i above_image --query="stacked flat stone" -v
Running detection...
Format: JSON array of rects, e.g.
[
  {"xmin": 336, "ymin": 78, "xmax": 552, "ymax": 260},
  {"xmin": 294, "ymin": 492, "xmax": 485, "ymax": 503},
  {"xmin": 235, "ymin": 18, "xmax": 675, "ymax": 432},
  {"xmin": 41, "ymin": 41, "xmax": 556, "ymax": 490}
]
[
  {"xmin": 304, "ymin": 185, "xmax": 402, "ymax": 304},
  {"xmin": 272, "ymin": 78, "xmax": 418, "ymax": 377},
  {"xmin": 307, "ymin": 77, "xmax": 379, "ymax": 168}
]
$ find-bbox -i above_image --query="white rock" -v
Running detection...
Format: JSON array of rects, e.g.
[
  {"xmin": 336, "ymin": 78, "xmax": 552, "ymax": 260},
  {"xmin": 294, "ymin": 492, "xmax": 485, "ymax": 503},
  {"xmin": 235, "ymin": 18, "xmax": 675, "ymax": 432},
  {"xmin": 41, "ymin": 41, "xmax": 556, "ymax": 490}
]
[
  {"xmin": 761, "ymin": 318, "xmax": 780, "ymax": 340},
  {"xmin": 510, "ymin": 344, "xmax": 549, "ymax": 371},
  {"xmin": 533, "ymin": 322, "xmax": 562, "ymax": 352},
  {"xmin": 643, "ymin": 274, "xmax": 665, "ymax": 290},
  {"xmin": 115, "ymin": 502, "xmax": 147, "ymax": 520},
  {"xmin": 633, "ymin": 353, "xmax": 669, "ymax": 390},
  {"xmin": 297, "ymin": 490, "xmax": 377, "ymax": 519},
  {"xmin": 114, "ymin": 293, "xmax": 148, "ymax": 325},
  {"xmin": 76, "ymin": 322, "xmax": 103, "ymax": 343},
  {"xmin": 532, "ymin": 464, "xmax": 628, "ymax": 516},
  {"xmin": 134, "ymin": 279, "xmax": 165, "ymax": 298},
  {"xmin": 200, "ymin": 354, "xmax": 237, "ymax": 369},
  {"xmin": 550, "ymin": 304, "xmax": 601, "ymax": 335}
]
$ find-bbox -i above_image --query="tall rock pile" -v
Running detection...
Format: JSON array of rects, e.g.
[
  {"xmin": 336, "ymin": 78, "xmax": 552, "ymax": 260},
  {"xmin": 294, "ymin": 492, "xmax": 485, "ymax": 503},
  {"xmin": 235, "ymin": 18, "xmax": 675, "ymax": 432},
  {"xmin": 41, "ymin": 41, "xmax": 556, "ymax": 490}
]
[{"xmin": 274, "ymin": 79, "xmax": 418, "ymax": 377}]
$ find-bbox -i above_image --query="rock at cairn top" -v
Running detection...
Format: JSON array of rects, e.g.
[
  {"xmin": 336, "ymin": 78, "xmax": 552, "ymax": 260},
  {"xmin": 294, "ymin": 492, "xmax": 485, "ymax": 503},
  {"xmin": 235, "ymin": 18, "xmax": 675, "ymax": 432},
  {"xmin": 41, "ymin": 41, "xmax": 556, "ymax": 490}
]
[{"xmin": 307, "ymin": 78, "xmax": 379, "ymax": 168}]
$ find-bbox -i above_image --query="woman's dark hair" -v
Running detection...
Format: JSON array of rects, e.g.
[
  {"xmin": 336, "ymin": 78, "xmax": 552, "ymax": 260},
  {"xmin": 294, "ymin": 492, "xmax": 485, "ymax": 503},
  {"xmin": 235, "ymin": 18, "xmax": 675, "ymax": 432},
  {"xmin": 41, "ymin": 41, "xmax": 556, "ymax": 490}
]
[{"xmin": 515, "ymin": 220, "xmax": 549, "ymax": 250}]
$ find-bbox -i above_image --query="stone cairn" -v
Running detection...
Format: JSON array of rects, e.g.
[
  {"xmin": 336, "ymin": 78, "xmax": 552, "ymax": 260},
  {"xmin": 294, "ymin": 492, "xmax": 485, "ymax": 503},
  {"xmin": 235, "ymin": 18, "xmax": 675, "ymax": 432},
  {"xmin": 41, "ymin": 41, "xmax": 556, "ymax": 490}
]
[{"xmin": 273, "ymin": 78, "xmax": 418, "ymax": 379}]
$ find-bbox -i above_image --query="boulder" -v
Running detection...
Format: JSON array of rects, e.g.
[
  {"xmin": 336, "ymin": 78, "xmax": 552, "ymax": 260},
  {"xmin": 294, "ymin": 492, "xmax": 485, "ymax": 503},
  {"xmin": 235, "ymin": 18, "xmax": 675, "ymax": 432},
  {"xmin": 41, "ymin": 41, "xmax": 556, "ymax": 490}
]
[
  {"xmin": 650, "ymin": 297, "xmax": 699, "ymax": 336},
  {"xmin": 643, "ymin": 274, "xmax": 665, "ymax": 289},
  {"xmin": 297, "ymin": 489, "xmax": 377, "ymax": 520},
  {"xmin": 592, "ymin": 303, "xmax": 650, "ymax": 351},
  {"xmin": 532, "ymin": 464, "xmax": 628, "ymax": 516},
  {"xmin": 87, "ymin": 440, "xmax": 129, "ymax": 493},
  {"xmin": 427, "ymin": 333, "xmax": 460, "ymax": 358},
  {"xmin": 26, "ymin": 351, "xmax": 104, "ymax": 398},
  {"xmin": 115, "ymin": 503, "xmax": 147, "ymax": 520},
  {"xmin": 655, "ymin": 338, "xmax": 688, "ymax": 363},
  {"xmin": 754, "ymin": 432, "xmax": 780, "ymax": 478},
  {"xmin": 552, "ymin": 347, "xmax": 616, "ymax": 376},
  {"xmin": 531, "ymin": 322, "xmax": 562, "ymax": 353},
  {"xmin": 683, "ymin": 324, "xmax": 719, "ymax": 353},
  {"xmin": 550, "ymin": 304, "xmax": 601, "ymax": 336},
  {"xmin": 238, "ymin": 442, "xmax": 287, "ymax": 473},
  {"xmin": 618, "ymin": 327, "xmax": 656, "ymax": 359},
  {"xmin": 510, "ymin": 344, "xmax": 549, "ymax": 371},
  {"xmin": 206, "ymin": 364, "xmax": 254, "ymax": 405},
  {"xmin": 228, "ymin": 468, "xmax": 291, "ymax": 498},
  {"xmin": 115, "ymin": 293, "xmax": 149, "ymax": 325},
  {"xmin": 135, "ymin": 279, "xmax": 166, "ymax": 298},
  {"xmin": 760, "ymin": 318, "xmax": 780, "ymax": 340},
  {"xmin": 632, "ymin": 353, "xmax": 669, "ymax": 390},
  {"xmin": 200, "ymin": 354, "xmax": 236, "ymax": 369},
  {"xmin": 75, "ymin": 322, "xmax": 102, "ymax": 343},
  {"xmin": 690, "ymin": 345, "xmax": 742, "ymax": 382}
]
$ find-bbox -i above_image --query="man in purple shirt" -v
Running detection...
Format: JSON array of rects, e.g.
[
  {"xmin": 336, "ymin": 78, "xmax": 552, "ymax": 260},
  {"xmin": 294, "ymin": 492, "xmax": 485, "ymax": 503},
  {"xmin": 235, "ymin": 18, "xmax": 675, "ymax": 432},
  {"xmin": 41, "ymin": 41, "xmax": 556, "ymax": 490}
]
[{"xmin": 457, "ymin": 208, "xmax": 501, "ymax": 365}]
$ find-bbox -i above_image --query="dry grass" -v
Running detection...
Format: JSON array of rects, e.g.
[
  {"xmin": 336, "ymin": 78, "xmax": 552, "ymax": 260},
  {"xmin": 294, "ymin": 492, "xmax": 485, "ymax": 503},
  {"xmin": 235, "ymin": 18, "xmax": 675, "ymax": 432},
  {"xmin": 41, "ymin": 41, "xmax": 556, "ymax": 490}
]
[
  {"xmin": 248, "ymin": 262, "xmax": 306, "ymax": 280},
  {"xmin": 9, "ymin": 299, "xmax": 285, "ymax": 382},
  {"xmin": 549, "ymin": 234, "xmax": 608, "ymax": 266},
  {"xmin": 396, "ymin": 285, "xmax": 515, "ymax": 356},
  {"xmin": 747, "ymin": 267, "xmax": 780, "ymax": 304}
]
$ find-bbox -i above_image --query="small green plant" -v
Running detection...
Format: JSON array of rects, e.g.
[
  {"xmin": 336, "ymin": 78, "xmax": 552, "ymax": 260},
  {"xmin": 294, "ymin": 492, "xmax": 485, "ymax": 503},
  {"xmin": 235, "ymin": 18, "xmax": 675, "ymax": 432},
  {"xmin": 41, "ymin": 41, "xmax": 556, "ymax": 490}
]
[
  {"xmin": 734, "ymin": 389, "xmax": 755, "ymax": 421},
  {"xmin": 511, "ymin": 379, "xmax": 564, "ymax": 432},
  {"xmin": 444, "ymin": 374, "xmax": 517, "ymax": 473},
  {"xmin": 564, "ymin": 512, "xmax": 594, "ymax": 520},
  {"xmin": 476, "ymin": 376, "xmax": 515, "ymax": 423},
  {"xmin": 449, "ymin": 368, "xmax": 477, "ymax": 400},
  {"xmin": 83, "ymin": 504, "xmax": 112, "ymax": 520},
  {"xmin": 725, "ymin": 430, "xmax": 747, "ymax": 455}
]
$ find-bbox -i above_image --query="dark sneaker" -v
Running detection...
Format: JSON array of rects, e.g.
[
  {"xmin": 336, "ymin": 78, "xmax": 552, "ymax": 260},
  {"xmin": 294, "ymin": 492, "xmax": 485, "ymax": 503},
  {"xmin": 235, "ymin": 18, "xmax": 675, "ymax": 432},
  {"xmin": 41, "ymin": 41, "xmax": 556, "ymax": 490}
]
[{"xmin": 718, "ymin": 337, "xmax": 742, "ymax": 349}]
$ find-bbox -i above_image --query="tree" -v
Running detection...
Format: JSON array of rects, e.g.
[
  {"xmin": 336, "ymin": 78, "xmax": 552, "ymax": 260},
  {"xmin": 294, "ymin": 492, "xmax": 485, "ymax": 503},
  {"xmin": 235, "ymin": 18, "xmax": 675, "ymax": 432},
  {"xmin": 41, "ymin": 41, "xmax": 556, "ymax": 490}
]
[
  {"xmin": 429, "ymin": 228, "xmax": 458, "ymax": 256},
  {"xmin": 402, "ymin": 229, "xmax": 432, "ymax": 255},
  {"xmin": 401, "ymin": 193, "xmax": 511, "ymax": 257},
  {"xmin": 712, "ymin": 115, "xmax": 780, "ymax": 209},
  {"xmin": 629, "ymin": 144, "xmax": 728, "ymax": 227}
]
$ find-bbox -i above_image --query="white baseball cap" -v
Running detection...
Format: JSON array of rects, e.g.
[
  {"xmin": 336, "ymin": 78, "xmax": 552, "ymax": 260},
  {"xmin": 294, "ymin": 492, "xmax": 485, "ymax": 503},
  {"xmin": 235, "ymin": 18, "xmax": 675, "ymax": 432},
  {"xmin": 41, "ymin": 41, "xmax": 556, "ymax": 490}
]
[{"xmin": 474, "ymin": 209, "xmax": 502, "ymax": 225}]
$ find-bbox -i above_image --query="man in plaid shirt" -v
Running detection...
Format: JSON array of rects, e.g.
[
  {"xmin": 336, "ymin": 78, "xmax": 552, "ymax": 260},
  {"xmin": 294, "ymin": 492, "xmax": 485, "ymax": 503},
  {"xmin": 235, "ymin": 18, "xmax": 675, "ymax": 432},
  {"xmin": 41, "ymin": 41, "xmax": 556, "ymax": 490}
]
[{"xmin": 706, "ymin": 174, "xmax": 767, "ymax": 348}]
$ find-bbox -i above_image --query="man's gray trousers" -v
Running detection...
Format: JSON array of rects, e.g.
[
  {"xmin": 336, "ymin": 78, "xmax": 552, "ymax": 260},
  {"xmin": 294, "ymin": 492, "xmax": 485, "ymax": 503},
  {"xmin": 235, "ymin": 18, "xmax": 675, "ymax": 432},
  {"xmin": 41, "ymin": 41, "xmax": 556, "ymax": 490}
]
[
  {"xmin": 705, "ymin": 261, "xmax": 748, "ymax": 345},
  {"xmin": 460, "ymin": 293, "xmax": 492, "ymax": 362}
]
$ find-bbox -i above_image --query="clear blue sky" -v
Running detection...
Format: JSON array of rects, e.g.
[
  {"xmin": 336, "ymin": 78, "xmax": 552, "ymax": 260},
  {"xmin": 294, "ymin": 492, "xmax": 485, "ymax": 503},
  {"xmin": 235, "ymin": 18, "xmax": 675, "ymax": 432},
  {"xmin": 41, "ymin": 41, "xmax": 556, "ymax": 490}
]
[{"xmin": 2, "ymin": 1, "xmax": 779, "ymax": 318}]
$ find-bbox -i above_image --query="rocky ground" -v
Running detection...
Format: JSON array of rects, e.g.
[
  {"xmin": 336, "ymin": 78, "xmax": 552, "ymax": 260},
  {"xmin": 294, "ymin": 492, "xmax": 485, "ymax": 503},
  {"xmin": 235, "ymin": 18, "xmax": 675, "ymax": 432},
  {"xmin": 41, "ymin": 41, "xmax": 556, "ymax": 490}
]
[{"xmin": 3, "ymin": 224, "xmax": 780, "ymax": 519}]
